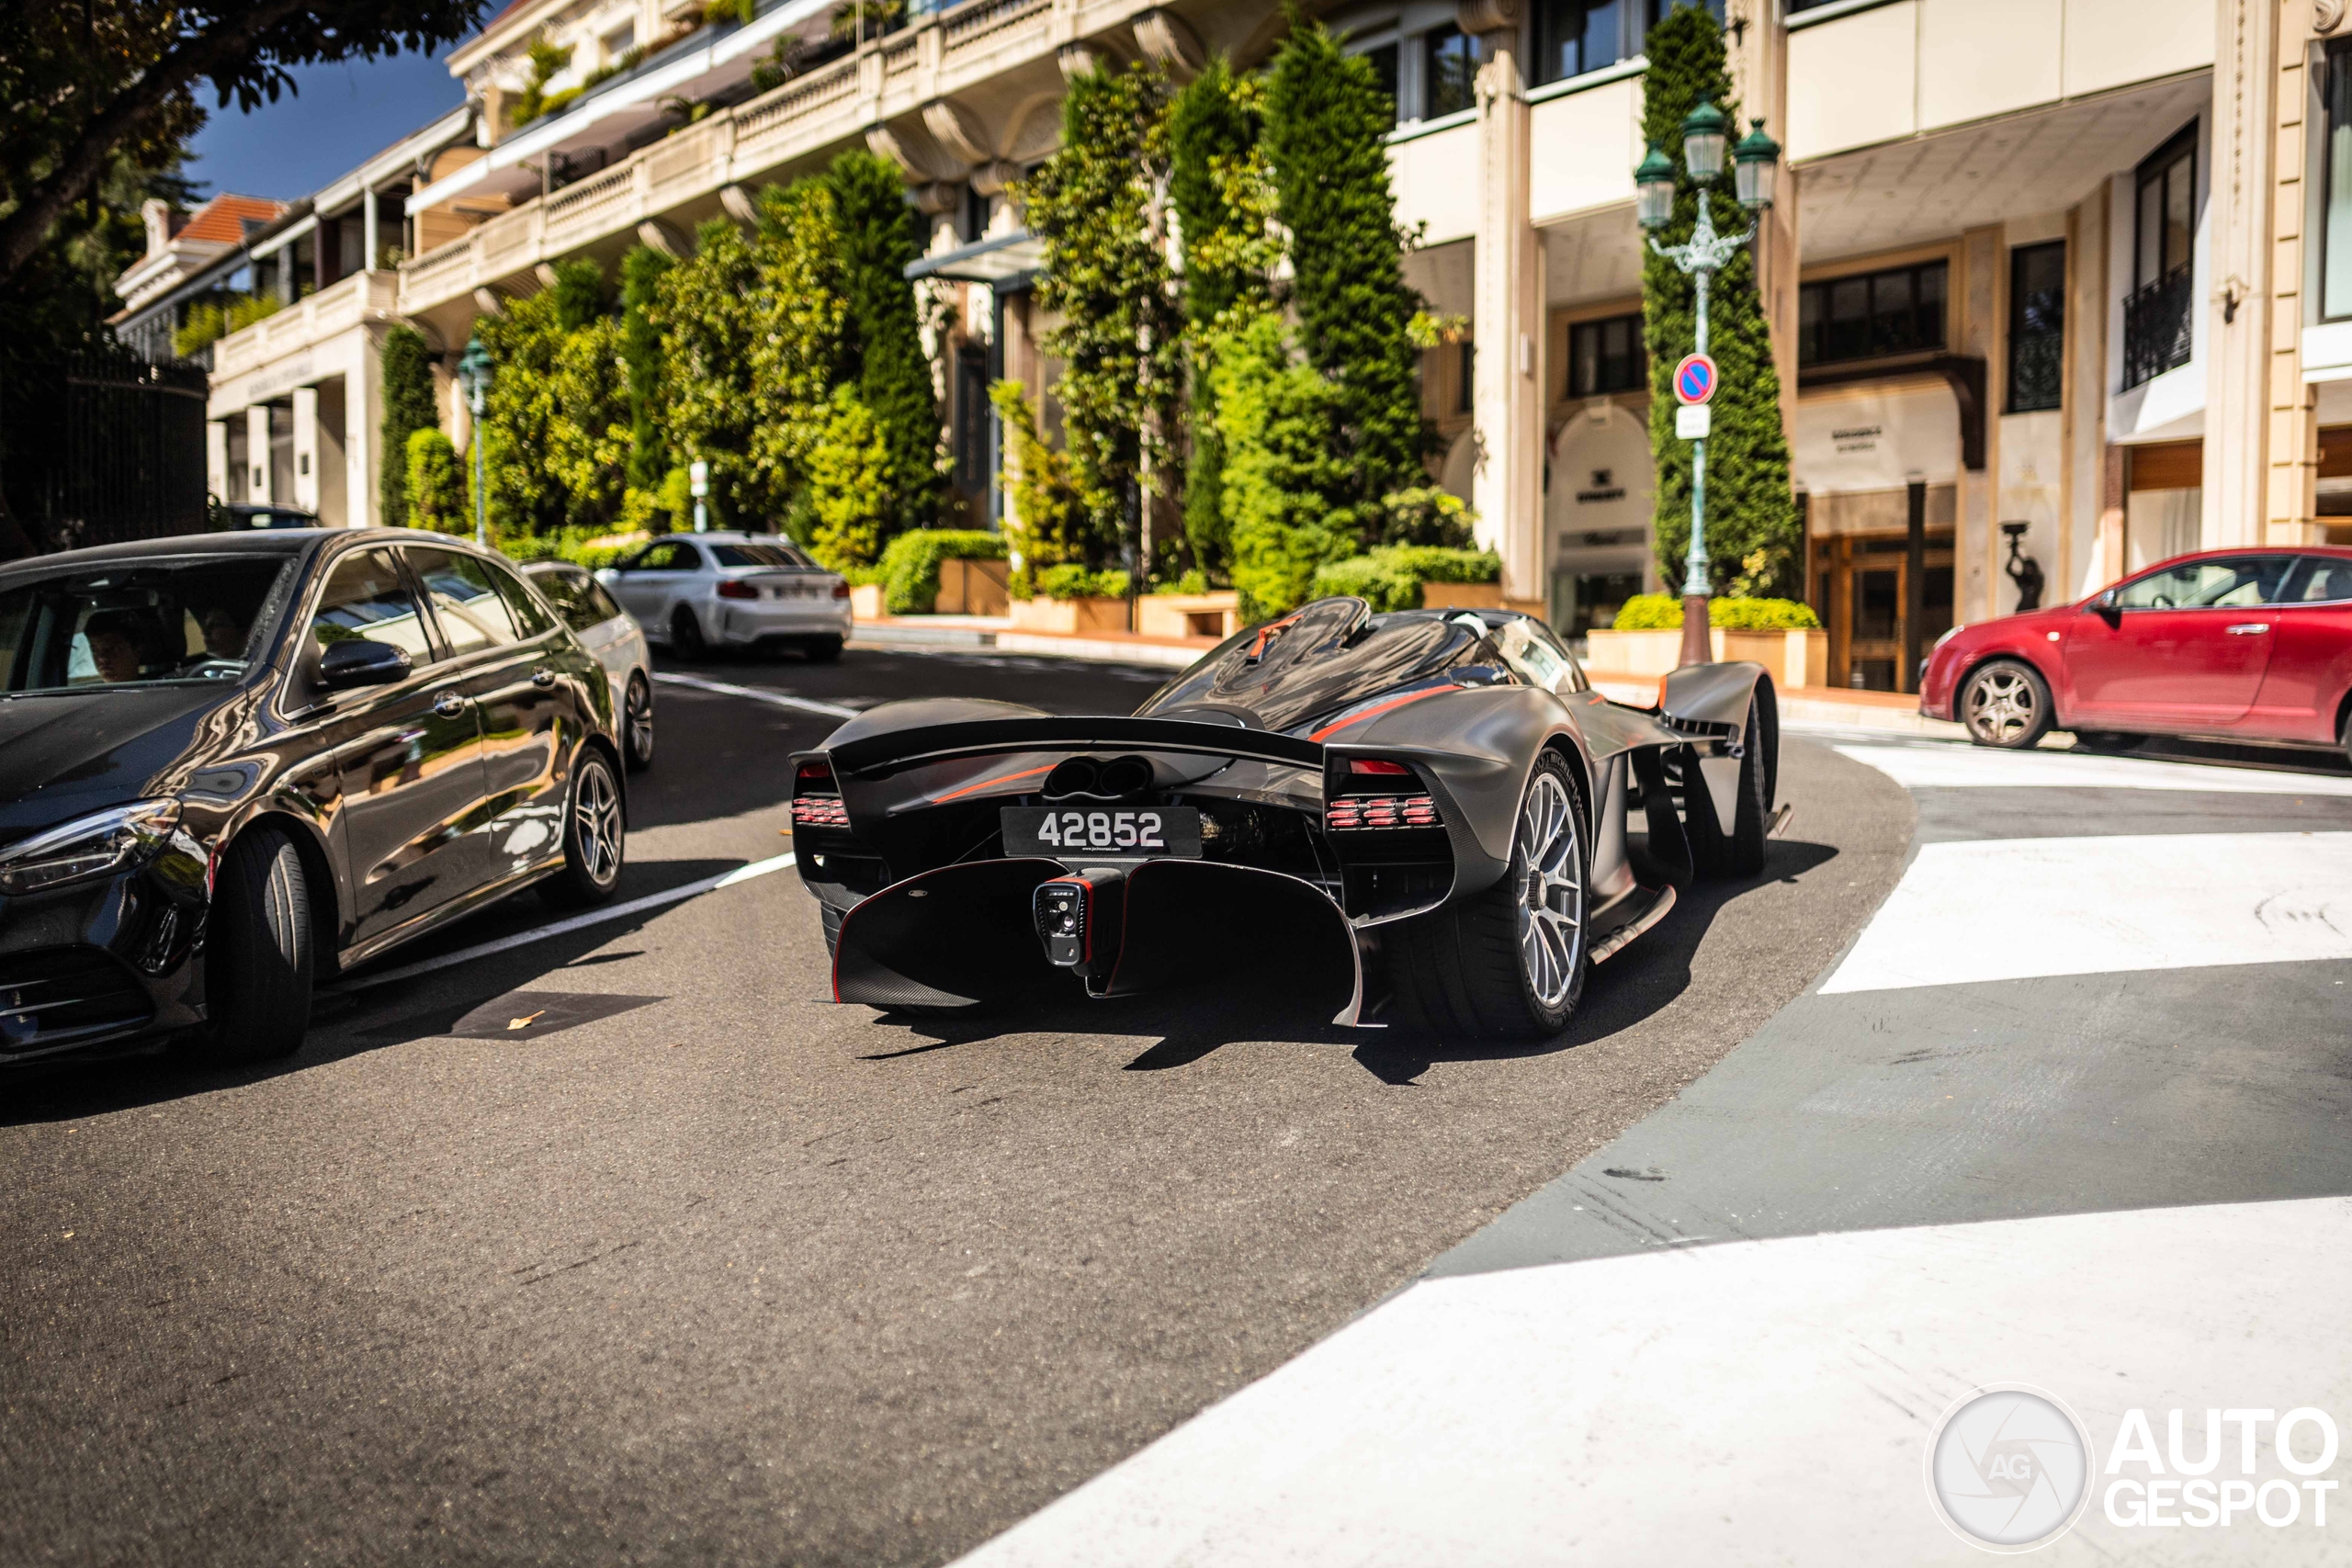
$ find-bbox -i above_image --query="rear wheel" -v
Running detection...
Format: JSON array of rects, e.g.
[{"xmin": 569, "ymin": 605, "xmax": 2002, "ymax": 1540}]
[
  {"xmin": 805, "ymin": 635, "xmax": 843, "ymax": 663},
  {"xmin": 201, "ymin": 827, "xmax": 312, "ymax": 1064},
  {"xmin": 622, "ymin": 674, "xmax": 654, "ymax": 772},
  {"xmin": 539, "ymin": 751, "xmax": 626, "ymax": 908},
  {"xmin": 1960, "ymin": 659, "xmax": 2052, "ymax": 750},
  {"xmin": 1389, "ymin": 751, "xmax": 1588, "ymax": 1041},
  {"xmin": 2341, "ymin": 705, "xmax": 2352, "ymax": 769},
  {"xmin": 670, "ymin": 608, "xmax": 706, "ymax": 662}
]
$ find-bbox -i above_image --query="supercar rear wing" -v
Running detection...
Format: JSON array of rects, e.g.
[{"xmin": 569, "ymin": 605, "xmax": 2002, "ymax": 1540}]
[{"xmin": 821, "ymin": 716, "xmax": 1326, "ymax": 779}]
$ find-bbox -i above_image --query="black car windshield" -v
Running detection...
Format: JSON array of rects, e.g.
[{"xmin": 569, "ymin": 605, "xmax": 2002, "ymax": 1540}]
[
  {"xmin": 0, "ymin": 556, "xmax": 294, "ymax": 695},
  {"xmin": 709, "ymin": 543, "xmax": 810, "ymax": 570}
]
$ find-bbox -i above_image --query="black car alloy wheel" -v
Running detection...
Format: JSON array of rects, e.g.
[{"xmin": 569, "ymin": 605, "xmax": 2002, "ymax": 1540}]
[
  {"xmin": 542, "ymin": 752, "xmax": 625, "ymax": 908},
  {"xmin": 671, "ymin": 608, "xmax": 706, "ymax": 660},
  {"xmin": 1390, "ymin": 751, "xmax": 1589, "ymax": 1040}
]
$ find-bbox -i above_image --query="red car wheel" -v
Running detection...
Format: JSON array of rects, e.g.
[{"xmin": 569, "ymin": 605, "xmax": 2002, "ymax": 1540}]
[{"xmin": 1960, "ymin": 659, "xmax": 2053, "ymax": 750}]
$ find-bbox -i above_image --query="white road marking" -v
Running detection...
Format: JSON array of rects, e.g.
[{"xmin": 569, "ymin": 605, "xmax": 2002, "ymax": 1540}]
[
  {"xmin": 1820, "ymin": 832, "xmax": 2352, "ymax": 993},
  {"xmin": 1836, "ymin": 743, "xmax": 2352, "ymax": 796},
  {"xmin": 326, "ymin": 852, "xmax": 796, "ymax": 994},
  {"xmin": 955, "ymin": 1197, "xmax": 2352, "ymax": 1567},
  {"xmin": 652, "ymin": 671, "xmax": 860, "ymax": 719}
]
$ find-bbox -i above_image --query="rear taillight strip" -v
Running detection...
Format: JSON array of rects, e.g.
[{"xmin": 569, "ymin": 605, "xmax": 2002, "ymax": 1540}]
[
  {"xmin": 1326, "ymin": 795, "xmax": 1441, "ymax": 831},
  {"xmin": 791, "ymin": 797, "xmax": 849, "ymax": 829}
]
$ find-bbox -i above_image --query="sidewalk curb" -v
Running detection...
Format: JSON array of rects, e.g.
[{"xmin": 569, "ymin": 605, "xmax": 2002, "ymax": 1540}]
[{"xmin": 850, "ymin": 623, "xmax": 1205, "ymax": 668}]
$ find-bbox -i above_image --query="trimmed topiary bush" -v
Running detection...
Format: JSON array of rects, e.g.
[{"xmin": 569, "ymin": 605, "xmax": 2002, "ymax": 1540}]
[
  {"xmin": 877, "ymin": 528, "xmax": 1008, "ymax": 615},
  {"xmin": 404, "ymin": 428, "xmax": 465, "ymax": 534},
  {"xmin": 1035, "ymin": 564, "xmax": 1132, "ymax": 601},
  {"xmin": 1310, "ymin": 546, "xmax": 1499, "ymax": 613},
  {"xmin": 379, "ymin": 326, "xmax": 437, "ymax": 529},
  {"xmin": 1611, "ymin": 593, "xmax": 1820, "ymax": 631}
]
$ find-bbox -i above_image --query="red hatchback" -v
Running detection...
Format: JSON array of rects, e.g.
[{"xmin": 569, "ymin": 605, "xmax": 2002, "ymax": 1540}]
[{"xmin": 1919, "ymin": 546, "xmax": 2352, "ymax": 760}]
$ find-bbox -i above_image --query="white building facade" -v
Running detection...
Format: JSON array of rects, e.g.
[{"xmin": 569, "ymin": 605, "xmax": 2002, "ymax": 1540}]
[{"xmin": 170, "ymin": 0, "xmax": 2352, "ymax": 687}]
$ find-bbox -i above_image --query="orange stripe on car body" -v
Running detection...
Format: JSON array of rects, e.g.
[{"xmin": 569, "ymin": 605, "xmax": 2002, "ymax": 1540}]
[
  {"xmin": 929, "ymin": 762, "xmax": 1058, "ymax": 804},
  {"xmin": 1306, "ymin": 685, "xmax": 1453, "ymax": 742}
]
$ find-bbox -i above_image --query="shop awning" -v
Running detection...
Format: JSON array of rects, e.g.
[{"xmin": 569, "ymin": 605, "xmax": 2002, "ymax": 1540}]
[{"xmin": 904, "ymin": 230, "xmax": 1045, "ymax": 286}]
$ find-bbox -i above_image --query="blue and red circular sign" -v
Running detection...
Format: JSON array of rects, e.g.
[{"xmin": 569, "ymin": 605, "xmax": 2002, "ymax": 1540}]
[{"xmin": 1673, "ymin": 353, "xmax": 1718, "ymax": 406}]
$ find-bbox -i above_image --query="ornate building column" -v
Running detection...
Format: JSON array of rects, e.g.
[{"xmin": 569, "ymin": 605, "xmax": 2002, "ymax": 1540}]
[
  {"xmin": 1463, "ymin": 1, "xmax": 1546, "ymax": 610},
  {"xmin": 2204, "ymin": 0, "xmax": 2306, "ymax": 549}
]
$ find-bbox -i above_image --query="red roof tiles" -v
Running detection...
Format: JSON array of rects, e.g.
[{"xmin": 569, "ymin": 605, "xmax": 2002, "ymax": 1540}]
[{"xmin": 175, "ymin": 194, "xmax": 288, "ymax": 245}]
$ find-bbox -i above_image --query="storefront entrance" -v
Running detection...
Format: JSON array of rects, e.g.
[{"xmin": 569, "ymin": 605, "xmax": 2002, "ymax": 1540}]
[
  {"xmin": 1792, "ymin": 382, "xmax": 1965, "ymax": 693},
  {"xmin": 1545, "ymin": 400, "xmax": 1656, "ymax": 636},
  {"xmin": 1812, "ymin": 528, "xmax": 1956, "ymax": 692}
]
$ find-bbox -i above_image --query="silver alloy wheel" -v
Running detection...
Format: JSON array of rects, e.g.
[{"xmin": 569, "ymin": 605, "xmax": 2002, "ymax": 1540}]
[
  {"xmin": 1964, "ymin": 667, "xmax": 2039, "ymax": 744},
  {"xmin": 626, "ymin": 679, "xmax": 654, "ymax": 763},
  {"xmin": 1514, "ymin": 772, "xmax": 1585, "ymax": 1010},
  {"xmin": 575, "ymin": 761, "xmax": 622, "ymax": 885}
]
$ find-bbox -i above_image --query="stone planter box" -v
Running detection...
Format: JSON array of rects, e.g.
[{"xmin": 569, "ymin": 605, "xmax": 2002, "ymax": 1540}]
[
  {"xmin": 848, "ymin": 583, "xmax": 885, "ymax": 621},
  {"xmin": 1586, "ymin": 626, "xmax": 1830, "ymax": 691},
  {"xmin": 1009, "ymin": 595, "xmax": 1131, "ymax": 634},
  {"xmin": 1417, "ymin": 581, "xmax": 1547, "ymax": 618},
  {"xmin": 1136, "ymin": 591, "xmax": 1240, "ymax": 640},
  {"xmin": 1419, "ymin": 581, "xmax": 1502, "ymax": 610},
  {"xmin": 932, "ymin": 557, "xmax": 1011, "ymax": 615}
]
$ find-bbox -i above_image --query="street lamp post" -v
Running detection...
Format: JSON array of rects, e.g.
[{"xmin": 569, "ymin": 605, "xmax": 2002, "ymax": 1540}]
[
  {"xmin": 1637, "ymin": 106, "xmax": 1781, "ymax": 668},
  {"xmin": 457, "ymin": 333, "xmax": 494, "ymax": 548}
]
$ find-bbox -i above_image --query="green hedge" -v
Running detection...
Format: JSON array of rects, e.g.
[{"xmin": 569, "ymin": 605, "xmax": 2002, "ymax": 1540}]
[
  {"xmin": 496, "ymin": 526, "xmax": 650, "ymax": 575},
  {"xmin": 1035, "ymin": 564, "xmax": 1133, "ymax": 601},
  {"xmin": 1308, "ymin": 546, "xmax": 1500, "ymax": 613},
  {"xmin": 876, "ymin": 528, "xmax": 1008, "ymax": 615},
  {"xmin": 1611, "ymin": 594, "xmax": 1821, "ymax": 631}
]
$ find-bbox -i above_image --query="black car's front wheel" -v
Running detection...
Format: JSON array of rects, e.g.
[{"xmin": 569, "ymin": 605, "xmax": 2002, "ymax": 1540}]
[
  {"xmin": 200, "ymin": 826, "xmax": 313, "ymax": 1064},
  {"xmin": 1390, "ymin": 751, "xmax": 1588, "ymax": 1041},
  {"xmin": 539, "ymin": 751, "xmax": 626, "ymax": 908}
]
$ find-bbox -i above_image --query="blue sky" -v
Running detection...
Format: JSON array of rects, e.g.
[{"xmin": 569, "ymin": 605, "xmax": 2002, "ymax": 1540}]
[{"xmin": 187, "ymin": 48, "xmax": 469, "ymax": 201}]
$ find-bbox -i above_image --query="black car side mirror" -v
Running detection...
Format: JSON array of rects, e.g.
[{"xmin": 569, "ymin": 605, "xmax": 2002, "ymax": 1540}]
[
  {"xmin": 2092, "ymin": 587, "xmax": 2122, "ymax": 624},
  {"xmin": 318, "ymin": 637, "xmax": 411, "ymax": 689}
]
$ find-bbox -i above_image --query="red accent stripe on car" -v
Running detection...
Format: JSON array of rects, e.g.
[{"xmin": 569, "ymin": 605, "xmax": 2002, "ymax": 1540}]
[
  {"xmin": 929, "ymin": 762, "xmax": 1058, "ymax": 804},
  {"xmin": 1306, "ymin": 686, "xmax": 1451, "ymax": 742}
]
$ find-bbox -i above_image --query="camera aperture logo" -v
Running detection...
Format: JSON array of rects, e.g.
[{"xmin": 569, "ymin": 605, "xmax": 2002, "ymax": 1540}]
[{"xmin": 1926, "ymin": 1386, "xmax": 2093, "ymax": 1552}]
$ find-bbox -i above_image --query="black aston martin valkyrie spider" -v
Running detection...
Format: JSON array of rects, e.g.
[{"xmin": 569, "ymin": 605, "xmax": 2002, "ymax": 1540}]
[{"xmin": 790, "ymin": 597, "xmax": 1780, "ymax": 1039}]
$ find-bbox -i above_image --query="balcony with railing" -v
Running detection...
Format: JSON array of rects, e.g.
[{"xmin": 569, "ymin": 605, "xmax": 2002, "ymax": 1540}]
[
  {"xmin": 210, "ymin": 269, "xmax": 402, "ymax": 381},
  {"xmin": 399, "ymin": 0, "xmax": 1100, "ymax": 318},
  {"xmin": 2122, "ymin": 265, "xmax": 2194, "ymax": 390}
]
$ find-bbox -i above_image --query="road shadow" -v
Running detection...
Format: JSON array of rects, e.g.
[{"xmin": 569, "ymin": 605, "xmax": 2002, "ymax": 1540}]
[
  {"xmin": 852, "ymin": 836, "xmax": 1839, "ymax": 1085},
  {"xmin": 2069, "ymin": 730, "xmax": 2352, "ymax": 778},
  {"xmin": 0, "ymin": 860, "xmax": 744, "ymax": 1126}
]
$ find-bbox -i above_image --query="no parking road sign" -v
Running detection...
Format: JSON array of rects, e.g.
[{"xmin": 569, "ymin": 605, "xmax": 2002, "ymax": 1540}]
[{"xmin": 1673, "ymin": 353, "xmax": 1718, "ymax": 406}]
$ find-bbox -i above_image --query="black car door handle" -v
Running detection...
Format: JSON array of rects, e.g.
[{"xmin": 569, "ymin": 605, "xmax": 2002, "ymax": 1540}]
[
  {"xmin": 531, "ymin": 666, "xmax": 556, "ymax": 688},
  {"xmin": 432, "ymin": 692, "xmax": 467, "ymax": 718}
]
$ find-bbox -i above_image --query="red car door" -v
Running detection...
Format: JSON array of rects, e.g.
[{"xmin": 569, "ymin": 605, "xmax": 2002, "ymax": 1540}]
[
  {"xmin": 2244, "ymin": 554, "xmax": 2352, "ymax": 741},
  {"xmin": 2063, "ymin": 555, "xmax": 2294, "ymax": 730}
]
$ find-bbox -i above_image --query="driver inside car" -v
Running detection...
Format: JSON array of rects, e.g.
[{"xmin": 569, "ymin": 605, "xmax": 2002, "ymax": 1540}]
[{"xmin": 80, "ymin": 607, "xmax": 173, "ymax": 683}]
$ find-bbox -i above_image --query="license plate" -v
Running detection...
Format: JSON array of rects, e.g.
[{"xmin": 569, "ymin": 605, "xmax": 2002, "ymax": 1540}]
[{"xmin": 1001, "ymin": 806, "xmax": 1202, "ymax": 858}]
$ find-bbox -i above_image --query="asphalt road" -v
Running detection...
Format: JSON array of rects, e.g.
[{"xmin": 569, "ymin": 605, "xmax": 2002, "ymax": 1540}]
[{"xmin": 0, "ymin": 646, "xmax": 1913, "ymax": 1567}]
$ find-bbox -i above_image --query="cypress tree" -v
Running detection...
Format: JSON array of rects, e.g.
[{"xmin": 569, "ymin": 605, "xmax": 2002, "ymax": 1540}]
[
  {"xmin": 1262, "ymin": 15, "xmax": 1428, "ymax": 543},
  {"xmin": 377, "ymin": 325, "xmax": 437, "ymax": 527},
  {"xmin": 1170, "ymin": 58, "xmax": 1262, "ymax": 578},
  {"xmin": 1640, "ymin": 4, "xmax": 1798, "ymax": 594},
  {"xmin": 620, "ymin": 245, "xmax": 672, "ymax": 494},
  {"xmin": 826, "ymin": 148, "xmax": 943, "ymax": 537},
  {"xmin": 1021, "ymin": 61, "xmax": 1185, "ymax": 578},
  {"xmin": 550, "ymin": 257, "xmax": 605, "ymax": 331}
]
